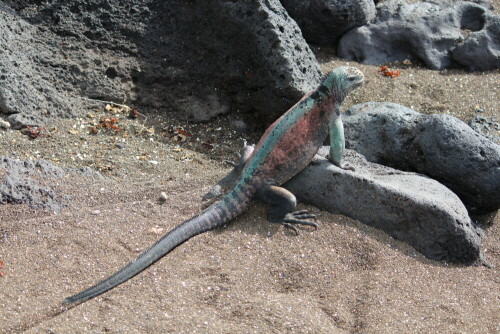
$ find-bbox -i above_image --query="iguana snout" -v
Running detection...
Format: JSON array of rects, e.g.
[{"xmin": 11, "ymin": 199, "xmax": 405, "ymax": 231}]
[{"xmin": 342, "ymin": 66, "xmax": 365, "ymax": 90}]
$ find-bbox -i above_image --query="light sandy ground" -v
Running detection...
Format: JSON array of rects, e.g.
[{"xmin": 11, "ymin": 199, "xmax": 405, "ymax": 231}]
[{"xmin": 0, "ymin": 58, "xmax": 498, "ymax": 333}]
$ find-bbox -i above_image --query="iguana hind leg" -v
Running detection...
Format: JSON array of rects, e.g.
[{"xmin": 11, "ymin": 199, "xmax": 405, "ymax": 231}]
[
  {"xmin": 257, "ymin": 185, "xmax": 317, "ymax": 234},
  {"xmin": 203, "ymin": 142, "xmax": 255, "ymax": 201}
]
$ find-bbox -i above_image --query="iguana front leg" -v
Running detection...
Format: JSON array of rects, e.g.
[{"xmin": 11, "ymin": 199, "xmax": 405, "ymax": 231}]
[
  {"xmin": 257, "ymin": 185, "xmax": 317, "ymax": 234},
  {"xmin": 329, "ymin": 116, "xmax": 355, "ymax": 171}
]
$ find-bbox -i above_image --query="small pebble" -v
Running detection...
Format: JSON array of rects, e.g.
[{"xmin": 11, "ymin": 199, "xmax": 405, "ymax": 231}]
[
  {"xmin": 91, "ymin": 210, "xmax": 101, "ymax": 215},
  {"xmin": 231, "ymin": 120, "xmax": 248, "ymax": 133},
  {"xmin": 0, "ymin": 119, "xmax": 11, "ymax": 130},
  {"xmin": 115, "ymin": 143, "xmax": 125, "ymax": 149},
  {"xmin": 159, "ymin": 192, "xmax": 168, "ymax": 203}
]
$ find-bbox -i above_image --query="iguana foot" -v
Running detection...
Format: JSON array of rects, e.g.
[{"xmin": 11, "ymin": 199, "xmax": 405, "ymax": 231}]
[
  {"xmin": 328, "ymin": 156, "xmax": 355, "ymax": 171},
  {"xmin": 338, "ymin": 162, "xmax": 355, "ymax": 171},
  {"xmin": 278, "ymin": 210, "xmax": 317, "ymax": 235},
  {"xmin": 257, "ymin": 186, "xmax": 317, "ymax": 234}
]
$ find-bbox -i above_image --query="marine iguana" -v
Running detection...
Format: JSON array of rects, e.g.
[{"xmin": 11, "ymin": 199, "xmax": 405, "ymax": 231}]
[{"xmin": 63, "ymin": 66, "xmax": 364, "ymax": 304}]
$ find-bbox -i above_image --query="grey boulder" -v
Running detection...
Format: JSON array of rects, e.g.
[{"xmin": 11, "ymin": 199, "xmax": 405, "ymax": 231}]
[
  {"xmin": 285, "ymin": 148, "xmax": 483, "ymax": 264},
  {"xmin": 1, "ymin": 0, "xmax": 320, "ymax": 127},
  {"xmin": 280, "ymin": 0, "xmax": 376, "ymax": 44},
  {"xmin": 0, "ymin": 156, "xmax": 104, "ymax": 210},
  {"xmin": 468, "ymin": 115, "xmax": 499, "ymax": 144},
  {"xmin": 0, "ymin": 8, "xmax": 79, "ymax": 129},
  {"xmin": 338, "ymin": 0, "xmax": 499, "ymax": 70},
  {"xmin": 0, "ymin": 157, "xmax": 68, "ymax": 211},
  {"xmin": 343, "ymin": 102, "xmax": 500, "ymax": 214},
  {"xmin": 452, "ymin": 10, "xmax": 500, "ymax": 71}
]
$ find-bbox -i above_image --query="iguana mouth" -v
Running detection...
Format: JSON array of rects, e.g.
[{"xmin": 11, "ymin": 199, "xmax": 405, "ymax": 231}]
[
  {"xmin": 352, "ymin": 79, "xmax": 364, "ymax": 88},
  {"xmin": 347, "ymin": 67, "xmax": 365, "ymax": 87},
  {"xmin": 347, "ymin": 67, "xmax": 364, "ymax": 79},
  {"xmin": 352, "ymin": 81, "xmax": 364, "ymax": 89}
]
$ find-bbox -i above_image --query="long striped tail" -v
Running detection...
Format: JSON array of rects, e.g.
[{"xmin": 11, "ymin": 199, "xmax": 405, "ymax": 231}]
[{"xmin": 63, "ymin": 183, "xmax": 254, "ymax": 304}]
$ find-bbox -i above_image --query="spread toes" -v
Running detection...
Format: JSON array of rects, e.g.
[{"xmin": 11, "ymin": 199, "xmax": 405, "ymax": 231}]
[{"xmin": 280, "ymin": 210, "xmax": 318, "ymax": 235}]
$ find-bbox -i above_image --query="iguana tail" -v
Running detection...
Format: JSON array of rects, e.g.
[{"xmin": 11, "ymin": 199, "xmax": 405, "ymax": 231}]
[{"xmin": 63, "ymin": 182, "xmax": 254, "ymax": 304}]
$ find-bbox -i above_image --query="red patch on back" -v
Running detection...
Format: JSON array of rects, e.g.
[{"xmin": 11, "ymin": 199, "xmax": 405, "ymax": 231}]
[{"xmin": 256, "ymin": 99, "xmax": 332, "ymax": 182}]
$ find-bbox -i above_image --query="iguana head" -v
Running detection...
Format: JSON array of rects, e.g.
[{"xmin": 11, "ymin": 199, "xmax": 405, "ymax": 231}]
[{"xmin": 321, "ymin": 66, "xmax": 364, "ymax": 99}]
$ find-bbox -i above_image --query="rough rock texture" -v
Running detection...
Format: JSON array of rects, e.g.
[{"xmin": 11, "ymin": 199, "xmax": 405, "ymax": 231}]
[
  {"xmin": 1, "ymin": 0, "xmax": 320, "ymax": 127},
  {"xmin": 338, "ymin": 0, "xmax": 499, "ymax": 70},
  {"xmin": 0, "ymin": 156, "xmax": 68, "ymax": 211},
  {"xmin": 285, "ymin": 148, "xmax": 483, "ymax": 264},
  {"xmin": 426, "ymin": 0, "xmax": 495, "ymax": 11},
  {"xmin": 0, "ymin": 8, "xmax": 80, "ymax": 129},
  {"xmin": 343, "ymin": 102, "xmax": 500, "ymax": 214},
  {"xmin": 468, "ymin": 115, "xmax": 500, "ymax": 144},
  {"xmin": 0, "ymin": 156, "xmax": 104, "ymax": 211},
  {"xmin": 0, "ymin": 157, "xmax": 65, "ymax": 181},
  {"xmin": 280, "ymin": 0, "xmax": 376, "ymax": 44},
  {"xmin": 453, "ymin": 10, "xmax": 500, "ymax": 71}
]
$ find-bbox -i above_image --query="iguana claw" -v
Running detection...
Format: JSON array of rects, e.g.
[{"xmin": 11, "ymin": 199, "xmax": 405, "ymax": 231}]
[
  {"xmin": 338, "ymin": 162, "xmax": 355, "ymax": 171},
  {"xmin": 328, "ymin": 155, "xmax": 355, "ymax": 171},
  {"xmin": 280, "ymin": 210, "xmax": 317, "ymax": 235}
]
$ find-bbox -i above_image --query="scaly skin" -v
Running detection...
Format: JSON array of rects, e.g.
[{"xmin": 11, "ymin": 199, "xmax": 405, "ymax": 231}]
[{"xmin": 63, "ymin": 66, "xmax": 364, "ymax": 305}]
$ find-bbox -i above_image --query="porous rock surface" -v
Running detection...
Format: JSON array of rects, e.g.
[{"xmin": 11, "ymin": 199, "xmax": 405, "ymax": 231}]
[
  {"xmin": 338, "ymin": 0, "xmax": 499, "ymax": 70},
  {"xmin": 0, "ymin": 7, "xmax": 80, "ymax": 129},
  {"xmin": 0, "ymin": 0, "xmax": 320, "ymax": 127},
  {"xmin": 468, "ymin": 115, "xmax": 500, "ymax": 144},
  {"xmin": 452, "ymin": 10, "xmax": 500, "ymax": 71},
  {"xmin": 343, "ymin": 102, "xmax": 500, "ymax": 214},
  {"xmin": 0, "ymin": 156, "xmax": 68, "ymax": 211},
  {"xmin": 280, "ymin": 0, "xmax": 376, "ymax": 44},
  {"xmin": 285, "ymin": 148, "xmax": 483, "ymax": 264},
  {"xmin": 0, "ymin": 155, "xmax": 104, "ymax": 211}
]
